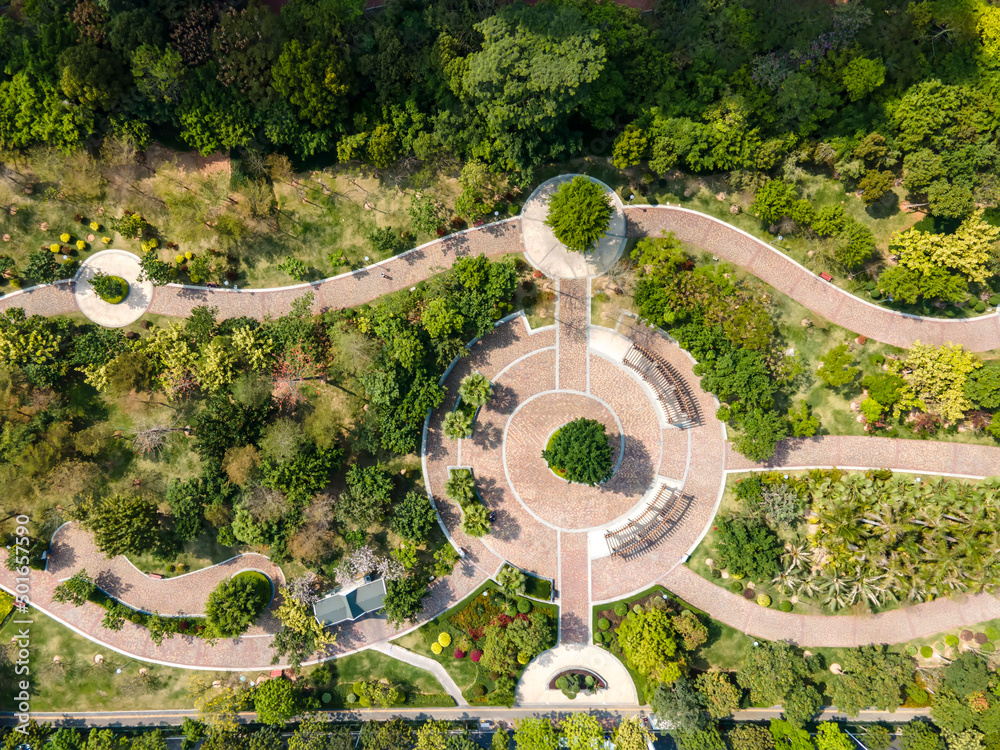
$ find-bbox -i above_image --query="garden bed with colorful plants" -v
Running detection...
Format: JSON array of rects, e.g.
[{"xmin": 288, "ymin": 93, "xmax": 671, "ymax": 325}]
[{"xmin": 393, "ymin": 581, "xmax": 558, "ymax": 705}]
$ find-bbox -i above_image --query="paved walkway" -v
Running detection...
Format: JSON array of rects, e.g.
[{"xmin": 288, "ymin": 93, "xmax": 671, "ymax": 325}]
[
  {"xmin": 724, "ymin": 434, "xmax": 1000, "ymax": 477},
  {"xmin": 3, "ymin": 204, "xmax": 999, "ymax": 352},
  {"xmin": 624, "ymin": 205, "xmax": 1000, "ymax": 352},
  {"xmin": 370, "ymin": 642, "xmax": 469, "ymax": 706},
  {"xmin": 46, "ymin": 523, "xmax": 285, "ymax": 634}
]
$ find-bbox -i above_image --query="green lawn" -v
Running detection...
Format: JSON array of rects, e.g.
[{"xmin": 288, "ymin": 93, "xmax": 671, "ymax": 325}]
[
  {"xmin": 300, "ymin": 649, "xmax": 455, "ymax": 709},
  {"xmin": 0, "ymin": 609, "xmax": 228, "ymax": 712}
]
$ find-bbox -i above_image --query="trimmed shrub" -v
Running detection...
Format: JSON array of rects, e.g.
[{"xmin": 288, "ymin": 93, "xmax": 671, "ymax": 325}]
[
  {"xmin": 985, "ymin": 626, "xmax": 1000, "ymax": 640},
  {"xmin": 778, "ymin": 601, "xmax": 792, "ymax": 612},
  {"xmin": 871, "ymin": 354, "xmax": 885, "ymax": 366},
  {"xmin": 347, "ymin": 693, "xmax": 358, "ymax": 704},
  {"xmin": 613, "ymin": 602, "xmax": 628, "ymax": 617},
  {"xmin": 743, "ymin": 589, "xmax": 756, "ymax": 600},
  {"xmin": 920, "ymin": 645, "xmax": 933, "ymax": 658},
  {"xmin": 945, "ymin": 635, "xmax": 959, "ymax": 647},
  {"xmin": 471, "ymin": 684, "xmax": 487, "ymax": 698},
  {"xmin": 729, "ymin": 581, "xmax": 744, "ymax": 593},
  {"xmin": 438, "ymin": 632, "xmax": 452, "ymax": 647},
  {"xmin": 905, "ymin": 644, "xmax": 918, "ymax": 656},
  {"xmin": 431, "ymin": 642, "xmax": 443, "ymax": 655},
  {"xmin": 470, "ymin": 650, "xmax": 482, "ymax": 662},
  {"xmin": 632, "ymin": 604, "xmax": 643, "ymax": 614},
  {"xmin": 982, "ymin": 642, "xmax": 996, "ymax": 653},
  {"xmin": 517, "ymin": 652, "xmax": 529, "ymax": 665},
  {"xmin": 517, "ymin": 599, "xmax": 531, "ymax": 614},
  {"xmin": 975, "ymin": 632, "xmax": 989, "ymax": 645},
  {"xmin": 870, "ymin": 289, "xmax": 882, "ymax": 299},
  {"xmin": 454, "ymin": 649, "xmax": 466, "ymax": 659},
  {"xmin": 756, "ymin": 594, "xmax": 771, "ymax": 607},
  {"xmin": 865, "ymin": 280, "xmax": 877, "ymax": 291},
  {"xmin": 976, "ymin": 301, "xmax": 987, "ymax": 313},
  {"xmin": 598, "ymin": 618, "xmax": 611, "ymax": 631},
  {"xmin": 990, "ymin": 295, "xmax": 1000, "ymax": 307}
]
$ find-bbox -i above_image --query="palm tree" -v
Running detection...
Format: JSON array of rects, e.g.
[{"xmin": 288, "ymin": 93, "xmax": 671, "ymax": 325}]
[
  {"xmin": 458, "ymin": 373, "xmax": 493, "ymax": 409},
  {"xmin": 496, "ymin": 565, "xmax": 527, "ymax": 596},
  {"xmin": 445, "ymin": 469, "xmax": 476, "ymax": 505},
  {"xmin": 443, "ymin": 410, "xmax": 473, "ymax": 440},
  {"xmin": 783, "ymin": 544, "xmax": 811, "ymax": 572},
  {"xmin": 461, "ymin": 503, "xmax": 491, "ymax": 537},
  {"xmin": 772, "ymin": 569, "xmax": 803, "ymax": 595}
]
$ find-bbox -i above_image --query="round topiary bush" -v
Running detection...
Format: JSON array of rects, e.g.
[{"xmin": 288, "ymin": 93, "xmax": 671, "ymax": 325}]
[
  {"xmin": 438, "ymin": 632, "xmax": 452, "ymax": 647},
  {"xmin": 471, "ymin": 683, "xmax": 487, "ymax": 698},
  {"xmin": 778, "ymin": 601, "xmax": 792, "ymax": 612},
  {"xmin": 975, "ymin": 632, "xmax": 989, "ymax": 645},
  {"xmin": 871, "ymin": 353, "xmax": 885, "ymax": 366},
  {"xmin": 945, "ymin": 634, "xmax": 959, "ymax": 648},
  {"xmin": 542, "ymin": 418, "xmax": 614, "ymax": 486},
  {"xmin": 431, "ymin": 642, "xmax": 443, "ymax": 655},
  {"xmin": 865, "ymin": 280, "xmax": 877, "ymax": 291},
  {"xmin": 347, "ymin": 693, "xmax": 358, "ymax": 704},
  {"xmin": 504, "ymin": 604, "xmax": 517, "ymax": 617},
  {"xmin": 982, "ymin": 642, "xmax": 996, "ymax": 654},
  {"xmin": 870, "ymin": 289, "xmax": 882, "ymax": 300},
  {"xmin": 729, "ymin": 581, "xmax": 744, "ymax": 593},
  {"xmin": 90, "ymin": 272, "xmax": 129, "ymax": 304},
  {"xmin": 594, "ymin": 632, "xmax": 604, "ymax": 644},
  {"xmin": 743, "ymin": 589, "xmax": 756, "ymax": 600},
  {"xmin": 598, "ymin": 618, "xmax": 611, "ymax": 631},
  {"xmin": 544, "ymin": 176, "xmax": 613, "ymax": 254},
  {"xmin": 962, "ymin": 629, "xmax": 975, "ymax": 641},
  {"xmin": 905, "ymin": 644, "xmax": 918, "ymax": 656},
  {"xmin": 920, "ymin": 645, "xmax": 933, "ymax": 658},
  {"xmin": 614, "ymin": 602, "xmax": 628, "ymax": 617},
  {"xmin": 756, "ymin": 594, "xmax": 771, "ymax": 607},
  {"xmin": 516, "ymin": 598, "xmax": 531, "ymax": 614},
  {"xmin": 976, "ymin": 301, "xmax": 987, "ymax": 313},
  {"xmin": 517, "ymin": 652, "xmax": 530, "ymax": 665},
  {"xmin": 991, "ymin": 294, "xmax": 1000, "ymax": 307},
  {"xmin": 454, "ymin": 648, "xmax": 465, "ymax": 659},
  {"xmin": 986, "ymin": 626, "xmax": 1000, "ymax": 641},
  {"xmin": 470, "ymin": 650, "xmax": 482, "ymax": 662}
]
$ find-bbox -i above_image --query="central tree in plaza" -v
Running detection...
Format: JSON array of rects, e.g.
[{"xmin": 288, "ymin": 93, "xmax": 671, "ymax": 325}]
[
  {"xmin": 545, "ymin": 176, "xmax": 613, "ymax": 254},
  {"xmin": 542, "ymin": 417, "xmax": 614, "ymax": 485}
]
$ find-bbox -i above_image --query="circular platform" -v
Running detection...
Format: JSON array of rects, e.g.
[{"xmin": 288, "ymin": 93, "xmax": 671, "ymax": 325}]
[
  {"xmin": 520, "ymin": 174, "xmax": 627, "ymax": 280},
  {"xmin": 74, "ymin": 250, "xmax": 153, "ymax": 327}
]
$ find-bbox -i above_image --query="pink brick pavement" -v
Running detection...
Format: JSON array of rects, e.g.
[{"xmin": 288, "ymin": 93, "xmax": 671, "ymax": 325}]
[{"xmin": 723, "ymin": 435, "xmax": 1000, "ymax": 478}]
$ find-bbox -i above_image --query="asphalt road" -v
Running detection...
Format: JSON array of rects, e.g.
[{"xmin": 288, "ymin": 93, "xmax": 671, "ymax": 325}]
[{"xmin": 0, "ymin": 706, "xmax": 931, "ymax": 729}]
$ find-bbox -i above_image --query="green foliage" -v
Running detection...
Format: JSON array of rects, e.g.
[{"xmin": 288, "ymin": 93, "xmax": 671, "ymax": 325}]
[
  {"xmin": 392, "ymin": 491, "xmax": 437, "ymax": 543},
  {"xmin": 651, "ymin": 677, "xmax": 708, "ymax": 732},
  {"xmin": 817, "ymin": 344, "xmax": 859, "ymax": 388},
  {"xmin": 695, "ymin": 672, "xmax": 741, "ymax": 719},
  {"xmin": 71, "ymin": 493, "xmax": 162, "ymax": 558},
  {"xmin": 253, "ymin": 678, "xmax": 299, "ymax": 725},
  {"xmin": 205, "ymin": 572, "xmax": 272, "ymax": 638},
  {"xmin": 52, "ymin": 569, "xmax": 96, "ymax": 606},
  {"xmin": 383, "ymin": 576, "xmax": 427, "ymax": 627},
  {"xmin": 458, "ymin": 373, "xmax": 493, "ymax": 409},
  {"xmin": 830, "ymin": 645, "xmax": 913, "ymax": 716},
  {"xmin": 714, "ymin": 517, "xmax": 782, "ymax": 581},
  {"xmin": 23, "ymin": 251, "xmax": 62, "ymax": 284},
  {"xmin": 616, "ymin": 607, "xmax": 679, "ymax": 683},
  {"xmin": 90, "ymin": 273, "xmax": 129, "ymax": 304},
  {"xmin": 544, "ymin": 176, "xmax": 613, "ymax": 254},
  {"xmin": 541, "ymin": 418, "xmax": 613, "ymax": 485},
  {"xmin": 737, "ymin": 641, "xmax": 810, "ymax": 711}
]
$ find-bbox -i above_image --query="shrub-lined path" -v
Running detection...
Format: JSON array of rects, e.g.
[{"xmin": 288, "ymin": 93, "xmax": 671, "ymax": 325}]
[
  {"xmin": 4, "ymin": 206, "xmax": 1000, "ymax": 350},
  {"xmin": 3, "ymin": 197, "xmax": 1000, "ymax": 672}
]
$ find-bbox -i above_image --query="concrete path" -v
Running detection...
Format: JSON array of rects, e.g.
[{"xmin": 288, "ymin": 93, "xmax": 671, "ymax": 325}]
[
  {"xmin": 46, "ymin": 523, "xmax": 285, "ymax": 634},
  {"xmin": 521, "ymin": 175, "xmax": 626, "ymax": 279},
  {"xmin": 663, "ymin": 565, "xmax": 1000, "ymax": 648},
  {"xmin": 74, "ymin": 249, "xmax": 153, "ymax": 327},
  {"xmin": 514, "ymin": 644, "xmax": 638, "ymax": 706},
  {"xmin": 370, "ymin": 642, "xmax": 469, "ymax": 707},
  {"xmin": 624, "ymin": 205, "xmax": 1000, "ymax": 352},
  {"xmin": 4, "ymin": 201, "xmax": 999, "ymax": 351},
  {"xmin": 723, "ymin": 434, "xmax": 1000, "ymax": 478}
]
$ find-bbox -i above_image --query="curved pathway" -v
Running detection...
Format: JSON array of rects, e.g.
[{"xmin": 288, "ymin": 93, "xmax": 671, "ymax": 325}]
[
  {"xmin": 46, "ymin": 523, "xmax": 285, "ymax": 634},
  {"xmin": 1, "ymin": 206, "xmax": 999, "ymax": 352},
  {"xmin": 3, "ymin": 185, "xmax": 1000, "ymax": 672}
]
